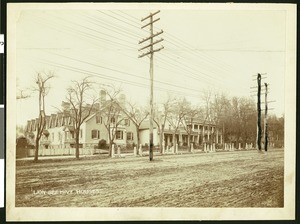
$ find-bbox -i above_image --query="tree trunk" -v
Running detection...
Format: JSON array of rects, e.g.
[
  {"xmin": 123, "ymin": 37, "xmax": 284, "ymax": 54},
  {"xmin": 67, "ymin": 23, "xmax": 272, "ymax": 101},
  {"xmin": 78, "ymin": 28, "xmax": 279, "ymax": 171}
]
[
  {"xmin": 187, "ymin": 133, "xmax": 191, "ymax": 151},
  {"xmin": 108, "ymin": 134, "xmax": 112, "ymax": 157},
  {"xmin": 34, "ymin": 137, "xmax": 40, "ymax": 162},
  {"xmin": 136, "ymin": 125, "xmax": 140, "ymax": 155},
  {"xmin": 108, "ymin": 143, "xmax": 113, "ymax": 157},
  {"xmin": 75, "ymin": 132, "xmax": 80, "ymax": 159},
  {"xmin": 172, "ymin": 132, "xmax": 176, "ymax": 147},
  {"xmin": 159, "ymin": 130, "xmax": 163, "ymax": 154}
]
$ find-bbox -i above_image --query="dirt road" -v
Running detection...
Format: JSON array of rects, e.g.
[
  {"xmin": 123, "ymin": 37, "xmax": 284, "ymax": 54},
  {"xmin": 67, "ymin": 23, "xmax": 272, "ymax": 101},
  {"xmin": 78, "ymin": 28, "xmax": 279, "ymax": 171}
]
[{"xmin": 15, "ymin": 149, "xmax": 284, "ymax": 207}]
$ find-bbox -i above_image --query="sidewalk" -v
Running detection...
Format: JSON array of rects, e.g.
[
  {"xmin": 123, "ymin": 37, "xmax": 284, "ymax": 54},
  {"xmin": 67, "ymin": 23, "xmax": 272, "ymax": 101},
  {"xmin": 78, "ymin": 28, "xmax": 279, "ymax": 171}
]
[{"xmin": 17, "ymin": 154, "xmax": 99, "ymax": 161}]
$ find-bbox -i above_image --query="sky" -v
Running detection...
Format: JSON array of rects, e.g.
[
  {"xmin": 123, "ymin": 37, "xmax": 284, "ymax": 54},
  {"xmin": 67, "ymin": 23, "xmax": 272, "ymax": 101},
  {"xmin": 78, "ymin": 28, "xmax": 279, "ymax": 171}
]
[{"xmin": 14, "ymin": 4, "xmax": 287, "ymax": 126}]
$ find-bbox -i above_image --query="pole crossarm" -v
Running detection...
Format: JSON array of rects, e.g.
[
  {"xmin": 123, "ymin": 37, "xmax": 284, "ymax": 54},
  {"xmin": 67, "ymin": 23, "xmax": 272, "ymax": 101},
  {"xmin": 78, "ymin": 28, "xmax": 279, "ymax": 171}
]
[
  {"xmin": 141, "ymin": 10, "xmax": 160, "ymax": 21},
  {"xmin": 141, "ymin": 18, "xmax": 160, "ymax": 29},
  {"xmin": 138, "ymin": 30, "xmax": 164, "ymax": 44},
  {"xmin": 252, "ymin": 77, "xmax": 267, "ymax": 81},
  {"xmin": 252, "ymin": 73, "xmax": 267, "ymax": 77},
  {"xmin": 138, "ymin": 46, "xmax": 164, "ymax": 58},
  {"xmin": 138, "ymin": 38, "xmax": 164, "ymax": 51}
]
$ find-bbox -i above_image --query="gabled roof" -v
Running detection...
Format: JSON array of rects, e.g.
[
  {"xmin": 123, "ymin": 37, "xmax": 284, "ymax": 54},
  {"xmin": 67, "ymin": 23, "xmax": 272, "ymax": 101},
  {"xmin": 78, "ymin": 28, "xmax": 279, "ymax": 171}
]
[
  {"xmin": 139, "ymin": 120, "xmax": 158, "ymax": 130},
  {"xmin": 63, "ymin": 126, "xmax": 75, "ymax": 132}
]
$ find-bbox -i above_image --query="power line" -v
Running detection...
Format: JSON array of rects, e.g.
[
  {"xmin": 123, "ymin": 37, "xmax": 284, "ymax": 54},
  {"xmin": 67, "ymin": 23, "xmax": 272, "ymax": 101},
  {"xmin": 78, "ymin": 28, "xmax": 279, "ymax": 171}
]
[
  {"xmin": 35, "ymin": 15, "xmax": 137, "ymax": 50},
  {"xmin": 79, "ymin": 11, "xmax": 142, "ymax": 39},
  {"xmin": 35, "ymin": 58, "xmax": 205, "ymax": 99},
  {"xmin": 43, "ymin": 50, "xmax": 208, "ymax": 94},
  {"xmin": 51, "ymin": 14, "xmax": 138, "ymax": 48},
  {"xmin": 111, "ymin": 11, "xmax": 239, "ymax": 80}
]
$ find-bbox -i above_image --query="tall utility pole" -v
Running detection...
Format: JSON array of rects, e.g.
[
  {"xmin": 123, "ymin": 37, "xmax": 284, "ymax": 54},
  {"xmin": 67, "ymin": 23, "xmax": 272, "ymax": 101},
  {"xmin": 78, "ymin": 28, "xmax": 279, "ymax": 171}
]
[
  {"xmin": 138, "ymin": 10, "xmax": 164, "ymax": 161},
  {"xmin": 257, "ymin": 73, "xmax": 262, "ymax": 151},
  {"xmin": 264, "ymin": 83, "xmax": 269, "ymax": 152}
]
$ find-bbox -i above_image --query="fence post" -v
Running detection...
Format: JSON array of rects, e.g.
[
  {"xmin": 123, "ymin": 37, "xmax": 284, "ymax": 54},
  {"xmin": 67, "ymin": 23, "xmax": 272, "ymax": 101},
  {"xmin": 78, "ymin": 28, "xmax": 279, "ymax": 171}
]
[
  {"xmin": 139, "ymin": 144, "xmax": 142, "ymax": 156},
  {"xmin": 111, "ymin": 144, "xmax": 115, "ymax": 158},
  {"xmin": 134, "ymin": 146, "xmax": 137, "ymax": 156},
  {"xmin": 117, "ymin": 146, "xmax": 121, "ymax": 157}
]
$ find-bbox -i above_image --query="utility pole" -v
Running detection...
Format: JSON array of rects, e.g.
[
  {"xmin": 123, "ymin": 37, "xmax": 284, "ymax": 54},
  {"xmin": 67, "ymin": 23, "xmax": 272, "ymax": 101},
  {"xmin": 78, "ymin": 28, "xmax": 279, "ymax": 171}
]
[
  {"xmin": 139, "ymin": 10, "xmax": 164, "ymax": 161},
  {"xmin": 264, "ymin": 83, "xmax": 269, "ymax": 152},
  {"xmin": 257, "ymin": 73, "xmax": 262, "ymax": 151}
]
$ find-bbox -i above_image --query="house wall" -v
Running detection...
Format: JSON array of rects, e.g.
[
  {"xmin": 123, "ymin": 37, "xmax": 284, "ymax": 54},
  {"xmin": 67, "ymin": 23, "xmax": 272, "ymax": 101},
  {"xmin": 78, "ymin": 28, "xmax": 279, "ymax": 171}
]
[
  {"xmin": 84, "ymin": 115, "xmax": 107, "ymax": 147},
  {"xmin": 122, "ymin": 119, "xmax": 137, "ymax": 145},
  {"xmin": 139, "ymin": 128, "xmax": 159, "ymax": 146}
]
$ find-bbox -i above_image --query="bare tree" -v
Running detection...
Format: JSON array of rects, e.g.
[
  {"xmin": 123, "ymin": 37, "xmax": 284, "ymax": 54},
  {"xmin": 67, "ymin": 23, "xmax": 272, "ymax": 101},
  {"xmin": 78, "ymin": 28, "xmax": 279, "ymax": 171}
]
[
  {"xmin": 168, "ymin": 98, "xmax": 190, "ymax": 147},
  {"xmin": 202, "ymin": 89, "xmax": 213, "ymax": 123},
  {"xmin": 211, "ymin": 92, "xmax": 230, "ymax": 145},
  {"xmin": 153, "ymin": 97, "xmax": 174, "ymax": 153},
  {"xmin": 16, "ymin": 77, "xmax": 31, "ymax": 100},
  {"xmin": 181, "ymin": 105, "xmax": 199, "ymax": 151},
  {"xmin": 120, "ymin": 101, "xmax": 149, "ymax": 153},
  {"xmin": 99, "ymin": 86, "xmax": 124, "ymax": 156},
  {"xmin": 33, "ymin": 71, "xmax": 54, "ymax": 162},
  {"xmin": 66, "ymin": 76, "xmax": 98, "ymax": 159},
  {"xmin": 238, "ymin": 97, "xmax": 256, "ymax": 146}
]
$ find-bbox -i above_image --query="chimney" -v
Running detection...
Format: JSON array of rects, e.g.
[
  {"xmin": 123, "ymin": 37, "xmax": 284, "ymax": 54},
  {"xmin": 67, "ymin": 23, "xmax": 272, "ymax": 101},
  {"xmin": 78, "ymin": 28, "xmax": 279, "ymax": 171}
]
[
  {"xmin": 61, "ymin": 101, "xmax": 70, "ymax": 112},
  {"xmin": 99, "ymin": 90, "xmax": 106, "ymax": 109},
  {"xmin": 119, "ymin": 94, "xmax": 126, "ymax": 108}
]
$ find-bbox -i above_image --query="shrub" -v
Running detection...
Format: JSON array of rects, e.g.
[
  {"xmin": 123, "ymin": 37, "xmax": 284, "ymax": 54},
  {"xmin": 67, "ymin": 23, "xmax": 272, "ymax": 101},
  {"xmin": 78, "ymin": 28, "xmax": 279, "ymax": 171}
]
[{"xmin": 98, "ymin": 139, "xmax": 107, "ymax": 149}]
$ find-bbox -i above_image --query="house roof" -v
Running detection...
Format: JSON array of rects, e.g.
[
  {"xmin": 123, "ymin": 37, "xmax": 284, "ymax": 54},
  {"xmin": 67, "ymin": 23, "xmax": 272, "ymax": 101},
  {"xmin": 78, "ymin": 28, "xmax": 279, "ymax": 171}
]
[
  {"xmin": 139, "ymin": 120, "xmax": 158, "ymax": 130},
  {"xmin": 63, "ymin": 126, "xmax": 75, "ymax": 132}
]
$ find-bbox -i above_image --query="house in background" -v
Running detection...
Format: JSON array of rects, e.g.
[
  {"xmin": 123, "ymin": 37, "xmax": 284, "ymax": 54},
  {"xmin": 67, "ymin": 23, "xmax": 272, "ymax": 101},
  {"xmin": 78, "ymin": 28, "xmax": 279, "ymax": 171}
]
[
  {"xmin": 25, "ymin": 91, "xmax": 138, "ymax": 154},
  {"xmin": 139, "ymin": 117, "xmax": 223, "ymax": 147}
]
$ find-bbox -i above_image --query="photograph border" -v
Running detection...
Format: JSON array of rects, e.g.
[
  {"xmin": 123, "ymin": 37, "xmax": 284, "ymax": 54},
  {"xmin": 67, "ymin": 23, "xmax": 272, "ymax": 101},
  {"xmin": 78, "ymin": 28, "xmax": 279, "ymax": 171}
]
[{"xmin": 6, "ymin": 2, "xmax": 296, "ymax": 221}]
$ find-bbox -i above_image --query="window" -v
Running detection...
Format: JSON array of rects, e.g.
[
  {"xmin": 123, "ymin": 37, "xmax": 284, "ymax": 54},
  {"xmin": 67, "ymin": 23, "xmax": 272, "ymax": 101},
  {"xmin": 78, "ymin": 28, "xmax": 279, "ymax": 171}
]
[
  {"xmin": 91, "ymin": 130, "xmax": 100, "ymax": 139},
  {"xmin": 127, "ymin": 132, "xmax": 133, "ymax": 141},
  {"xmin": 124, "ymin": 119, "xmax": 130, "ymax": 126},
  {"xmin": 96, "ymin": 115, "xmax": 102, "ymax": 124},
  {"xmin": 116, "ymin": 130, "xmax": 123, "ymax": 140},
  {"xmin": 194, "ymin": 125, "xmax": 198, "ymax": 129}
]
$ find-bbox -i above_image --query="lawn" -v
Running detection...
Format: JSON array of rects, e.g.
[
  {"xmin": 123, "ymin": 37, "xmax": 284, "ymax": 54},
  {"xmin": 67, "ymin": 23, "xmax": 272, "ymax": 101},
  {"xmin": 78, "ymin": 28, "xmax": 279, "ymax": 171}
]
[{"xmin": 15, "ymin": 149, "xmax": 284, "ymax": 207}]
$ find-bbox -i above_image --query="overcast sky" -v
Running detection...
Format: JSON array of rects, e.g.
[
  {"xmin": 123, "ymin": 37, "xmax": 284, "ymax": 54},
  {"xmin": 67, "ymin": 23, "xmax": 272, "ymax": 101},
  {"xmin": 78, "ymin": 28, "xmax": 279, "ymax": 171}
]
[{"xmin": 14, "ymin": 4, "xmax": 287, "ymax": 126}]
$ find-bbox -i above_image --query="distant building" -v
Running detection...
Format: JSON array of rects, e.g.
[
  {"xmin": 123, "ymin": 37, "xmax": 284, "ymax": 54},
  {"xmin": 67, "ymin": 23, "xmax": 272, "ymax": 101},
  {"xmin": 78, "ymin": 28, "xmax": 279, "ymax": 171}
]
[
  {"xmin": 25, "ymin": 92, "xmax": 137, "ymax": 151},
  {"xmin": 139, "ymin": 117, "xmax": 223, "ymax": 147}
]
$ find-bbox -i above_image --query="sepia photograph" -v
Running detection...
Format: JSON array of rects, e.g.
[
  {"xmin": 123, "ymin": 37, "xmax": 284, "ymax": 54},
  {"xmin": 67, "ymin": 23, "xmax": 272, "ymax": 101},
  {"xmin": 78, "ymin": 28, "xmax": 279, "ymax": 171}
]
[{"xmin": 6, "ymin": 3, "xmax": 296, "ymax": 221}]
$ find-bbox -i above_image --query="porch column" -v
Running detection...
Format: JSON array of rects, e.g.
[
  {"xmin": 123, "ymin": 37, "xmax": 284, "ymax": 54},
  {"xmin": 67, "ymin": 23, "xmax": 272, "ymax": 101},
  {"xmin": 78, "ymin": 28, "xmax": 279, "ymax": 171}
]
[
  {"xmin": 207, "ymin": 127, "xmax": 210, "ymax": 141},
  {"xmin": 179, "ymin": 133, "xmax": 183, "ymax": 146},
  {"xmin": 220, "ymin": 133, "xmax": 223, "ymax": 144}
]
